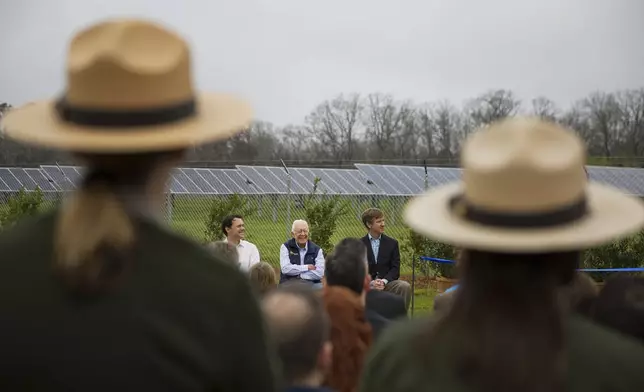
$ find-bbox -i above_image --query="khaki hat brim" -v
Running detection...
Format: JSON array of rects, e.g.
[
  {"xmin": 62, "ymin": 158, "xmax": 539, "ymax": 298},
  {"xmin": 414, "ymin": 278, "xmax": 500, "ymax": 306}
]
[
  {"xmin": 1, "ymin": 92, "xmax": 252, "ymax": 153},
  {"xmin": 404, "ymin": 182, "xmax": 644, "ymax": 253}
]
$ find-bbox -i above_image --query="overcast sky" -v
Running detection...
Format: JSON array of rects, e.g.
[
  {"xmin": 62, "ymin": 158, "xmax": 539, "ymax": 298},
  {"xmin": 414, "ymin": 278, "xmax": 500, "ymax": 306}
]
[{"xmin": 1, "ymin": 0, "xmax": 642, "ymax": 125}]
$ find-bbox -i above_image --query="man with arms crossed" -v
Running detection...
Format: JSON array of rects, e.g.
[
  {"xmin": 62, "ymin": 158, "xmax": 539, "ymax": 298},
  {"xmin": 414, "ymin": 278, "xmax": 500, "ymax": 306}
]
[
  {"xmin": 280, "ymin": 220, "xmax": 325, "ymax": 288},
  {"xmin": 221, "ymin": 214, "xmax": 260, "ymax": 272},
  {"xmin": 361, "ymin": 208, "xmax": 411, "ymax": 309}
]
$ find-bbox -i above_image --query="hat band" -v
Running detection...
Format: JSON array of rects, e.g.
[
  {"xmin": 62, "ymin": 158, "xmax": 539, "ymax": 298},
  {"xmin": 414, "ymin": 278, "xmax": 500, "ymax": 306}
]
[
  {"xmin": 55, "ymin": 97, "xmax": 196, "ymax": 127},
  {"xmin": 450, "ymin": 195, "xmax": 588, "ymax": 228}
]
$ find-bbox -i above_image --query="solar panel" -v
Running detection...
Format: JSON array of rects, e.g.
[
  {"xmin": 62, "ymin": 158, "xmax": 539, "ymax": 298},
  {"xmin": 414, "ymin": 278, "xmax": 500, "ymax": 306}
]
[
  {"xmin": 215, "ymin": 169, "xmax": 259, "ymax": 194},
  {"xmin": 8, "ymin": 168, "xmax": 39, "ymax": 191},
  {"xmin": 180, "ymin": 168, "xmax": 218, "ymax": 194},
  {"xmin": 354, "ymin": 164, "xmax": 413, "ymax": 196},
  {"xmin": 356, "ymin": 164, "xmax": 644, "ymax": 197},
  {"xmin": 0, "ymin": 168, "xmax": 23, "ymax": 191},
  {"xmin": 587, "ymin": 166, "xmax": 644, "ymax": 196},
  {"xmin": 25, "ymin": 169, "xmax": 58, "ymax": 192},
  {"xmin": 40, "ymin": 165, "xmax": 78, "ymax": 190},
  {"xmin": 236, "ymin": 166, "xmax": 285, "ymax": 194}
]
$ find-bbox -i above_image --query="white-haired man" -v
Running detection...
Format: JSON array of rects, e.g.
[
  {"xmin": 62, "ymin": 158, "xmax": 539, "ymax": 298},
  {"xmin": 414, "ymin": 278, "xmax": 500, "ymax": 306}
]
[{"xmin": 279, "ymin": 220, "xmax": 325, "ymax": 288}]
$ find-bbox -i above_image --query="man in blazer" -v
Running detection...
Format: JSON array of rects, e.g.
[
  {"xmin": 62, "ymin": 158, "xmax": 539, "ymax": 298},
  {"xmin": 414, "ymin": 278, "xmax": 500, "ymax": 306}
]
[{"xmin": 361, "ymin": 208, "xmax": 411, "ymax": 313}]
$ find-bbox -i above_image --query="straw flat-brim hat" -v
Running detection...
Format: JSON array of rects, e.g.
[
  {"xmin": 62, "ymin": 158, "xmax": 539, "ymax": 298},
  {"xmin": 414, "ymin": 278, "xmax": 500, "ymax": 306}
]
[
  {"xmin": 404, "ymin": 117, "xmax": 644, "ymax": 253},
  {"xmin": 1, "ymin": 19, "xmax": 253, "ymax": 153}
]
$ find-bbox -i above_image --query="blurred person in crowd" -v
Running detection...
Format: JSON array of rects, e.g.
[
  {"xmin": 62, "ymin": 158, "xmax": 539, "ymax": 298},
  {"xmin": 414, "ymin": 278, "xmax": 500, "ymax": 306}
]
[
  {"xmin": 326, "ymin": 238, "xmax": 391, "ymax": 338},
  {"xmin": 360, "ymin": 118, "xmax": 644, "ymax": 392},
  {"xmin": 564, "ymin": 271, "xmax": 600, "ymax": 315},
  {"xmin": 222, "ymin": 214, "xmax": 260, "ymax": 271},
  {"xmin": 322, "ymin": 285, "xmax": 372, "ymax": 392},
  {"xmin": 205, "ymin": 240, "xmax": 240, "ymax": 269},
  {"xmin": 360, "ymin": 208, "xmax": 411, "ymax": 300},
  {"xmin": 262, "ymin": 284, "xmax": 333, "ymax": 392},
  {"xmin": 588, "ymin": 276, "xmax": 644, "ymax": 343},
  {"xmin": 280, "ymin": 220, "xmax": 325, "ymax": 288},
  {"xmin": 0, "ymin": 19, "xmax": 277, "ymax": 391},
  {"xmin": 249, "ymin": 261, "xmax": 279, "ymax": 297}
]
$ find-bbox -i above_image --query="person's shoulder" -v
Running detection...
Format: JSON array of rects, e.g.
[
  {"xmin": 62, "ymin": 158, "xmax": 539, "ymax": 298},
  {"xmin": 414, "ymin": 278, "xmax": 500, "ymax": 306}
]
[
  {"xmin": 382, "ymin": 233, "xmax": 399, "ymax": 244},
  {"xmin": 568, "ymin": 315, "xmax": 644, "ymax": 386},
  {"xmin": 0, "ymin": 210, "xmax": 56, "ymax": 251},
  {"xmin": 242, "ymin": 239, "xmax": 259, "ymax": 249}
]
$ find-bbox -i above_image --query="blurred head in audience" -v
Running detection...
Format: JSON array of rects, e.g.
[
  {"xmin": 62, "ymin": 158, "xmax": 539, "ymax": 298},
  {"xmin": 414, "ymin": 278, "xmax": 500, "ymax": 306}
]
[
  {"xmin": 590, "ymin": 276, "xmax": 644, "ymax": 343},
  {"xmin": 248, "ymin": 262, "xmax": 278, "ymax": 296},
  {"xmin": 221, "ymin": 215, "xmax": 245, "ymax": 244},
  {"xmin": 262, "ymin": 284, "xmax": 332, "ymax": 388},
  {"xmin": 291, "ymin": 220, "xmax": 310, "ymax": 247},
  {"xmin": 325, "ymin": 238, "xmax": 370, "ymax": 300},
  {"xmin": 362, "ymin": 208, "xmax": 385, "ymax": 237},
  {"xmin": 205, "ymin": 241, "xmax": 240, "ymax": 268},
  {"xmin": 563, "ymin": 271, "xmax": 599, "ymax": 314}
]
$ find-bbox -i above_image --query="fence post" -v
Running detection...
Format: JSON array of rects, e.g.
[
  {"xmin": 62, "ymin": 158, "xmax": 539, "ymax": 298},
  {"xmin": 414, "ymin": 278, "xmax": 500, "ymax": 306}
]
[
  {"xmin": 281, "ymin": 159, "xmax": 292, "ymax": 239},
  {"xmin": 166, "ymin": 191, "xmax": 173, "ymax": 223},
  {"xmin": 411, "ymin": 251, "xmax": 416, "ymax": 316}
]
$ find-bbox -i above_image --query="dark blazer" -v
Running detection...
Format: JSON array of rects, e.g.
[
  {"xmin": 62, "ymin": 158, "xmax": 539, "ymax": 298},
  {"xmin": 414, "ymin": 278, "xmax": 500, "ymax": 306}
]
[
  {"xmin": 0, "ymin": 212, "xmax": 278, "ymax": 392},
  {"xmin": 366, "ymin": 290, "xmax": 407, "ymax": 321},
  {"xmin": 362, "ymin": 234, "xmax": 401, "ymax": 282}
]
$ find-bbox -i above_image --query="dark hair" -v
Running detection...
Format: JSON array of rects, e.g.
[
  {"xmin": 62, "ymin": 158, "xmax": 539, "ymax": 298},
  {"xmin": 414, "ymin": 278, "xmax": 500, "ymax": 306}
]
[
  {"xmin": 361, "ymin": 208, "xmax": 383, "ymax": 229},
  {"xmin": 325, "ymin": 238, "xmax": 367, "ymax": 295},
  {"xmin": 590, "ymin": 276, "xmax": 644, "ymax": 342},
  {"xmin": 263, "ymin": 284, "xmax": 329, "ymax": 384},
  {"xmin": 221, "ymin": 214, "xmax": 243, "ymax": 237},
  {"xmin": 419, "ymin": 250, "xmax": 579, "ymax": 392}
]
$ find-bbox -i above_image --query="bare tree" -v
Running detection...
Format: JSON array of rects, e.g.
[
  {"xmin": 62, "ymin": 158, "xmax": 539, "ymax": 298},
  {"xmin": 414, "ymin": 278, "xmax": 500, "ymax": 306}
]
[
  {"xmin": 419, "ymin": 101, "xmax": 460, "ymax": 159},
  {"xmin": 582, "ymin": 92, "xmax": 622, "ymax": 157},
  {"xmin": 530, "ymin": 96, "xmax": 559, "ymax": 122},
  {"xmin": 364, "ymin": 93, "xmax": 413, "ymax": 160},
  {"xmin": 616, "ymin": 88, "xmax": 644, "ymax": 156},
  {"xmin": 305, "ymin": 94, "xmax": 362, "ymax": 162},
  {"xmin": 465, "ymin": 89, "xmax": 521, "ymax": 128}
]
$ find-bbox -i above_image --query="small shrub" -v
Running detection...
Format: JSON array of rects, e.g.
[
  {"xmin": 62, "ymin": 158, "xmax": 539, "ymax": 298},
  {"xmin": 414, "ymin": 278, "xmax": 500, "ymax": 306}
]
[
  {"xmin": 402, "ymin": 227, "xmax": 458, "ymax": 278},
  {"xmin": 303, "ymin": 177, "xmax": 350, "ymax": 255},
  {"xmin": 583, "ymin": 229, "xmax": 644, "ymax": 281},
  {"xmin": 0, "ymin": 187, "xmax": 45, "ymax": 230},
  {"xmin": 204, "ymin": 194, "xmax": 257, "ymax": 242}
]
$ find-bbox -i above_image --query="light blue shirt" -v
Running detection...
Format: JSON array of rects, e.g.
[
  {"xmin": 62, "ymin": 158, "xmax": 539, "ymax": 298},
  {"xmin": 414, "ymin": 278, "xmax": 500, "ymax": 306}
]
[{"xmin": 369, "ymin": 233, "xmax": 380, "ymax": 264}]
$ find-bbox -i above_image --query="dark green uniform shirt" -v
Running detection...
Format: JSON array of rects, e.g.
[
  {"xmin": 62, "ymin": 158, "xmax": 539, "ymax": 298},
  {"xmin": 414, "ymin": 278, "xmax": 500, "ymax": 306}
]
[
  {"xmin": 360, "ymin": 314, "xmax": 644, "ymax": 392},
  {"xmin": 0, "ymin": 212, "xmax": 278, "ymax": 391}
]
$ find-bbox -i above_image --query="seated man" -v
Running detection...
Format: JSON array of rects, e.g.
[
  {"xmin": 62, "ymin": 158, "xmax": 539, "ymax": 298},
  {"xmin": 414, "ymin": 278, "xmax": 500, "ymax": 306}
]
[
  {"xmin": 221, "ymin": 214, "xmax": 260, "ymax": 272},
  {"xmin": 279, "ymin": 220, "xmax": 325, "ymax": 288},
  {"xmin": 360, "ymin": 208, "xmax": 411, "ymax": 300},
  {"xmin": 261, "ymin": 284, "xmax": 333, "ymax": 392}
]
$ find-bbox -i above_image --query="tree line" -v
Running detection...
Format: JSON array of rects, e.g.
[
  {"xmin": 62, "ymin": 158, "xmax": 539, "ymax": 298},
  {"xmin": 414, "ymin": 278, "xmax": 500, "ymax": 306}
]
[{"xmin": 1, "ymin": 88, "xmax": 643, "ymax": 167}]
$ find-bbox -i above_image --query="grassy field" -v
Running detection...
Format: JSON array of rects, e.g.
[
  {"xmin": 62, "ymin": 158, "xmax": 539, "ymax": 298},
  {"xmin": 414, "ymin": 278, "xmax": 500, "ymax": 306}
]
[{"xmin": 168, "ymin": 195, "xmax": 415, "ymax": 267}]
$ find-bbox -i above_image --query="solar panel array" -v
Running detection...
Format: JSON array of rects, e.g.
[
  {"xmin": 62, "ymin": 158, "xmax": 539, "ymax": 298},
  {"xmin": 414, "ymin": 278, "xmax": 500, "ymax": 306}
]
[
  {"xmin": 355, "ymin": 164, "xmax": 644, "ymax": 197},
  {"xmin": 236, "ymin": 166, "xmax": 381, "ymax": 195},
  {"xmin": 0, "ymin": 164, "xmax": 643, "ymax": 197}
]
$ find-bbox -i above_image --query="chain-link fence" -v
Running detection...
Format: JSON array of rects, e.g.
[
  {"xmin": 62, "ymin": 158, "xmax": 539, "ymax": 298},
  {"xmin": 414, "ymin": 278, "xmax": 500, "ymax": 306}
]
[{"xmin": 165, "ymin": 193, "xmax": 414, "ymax": 269}]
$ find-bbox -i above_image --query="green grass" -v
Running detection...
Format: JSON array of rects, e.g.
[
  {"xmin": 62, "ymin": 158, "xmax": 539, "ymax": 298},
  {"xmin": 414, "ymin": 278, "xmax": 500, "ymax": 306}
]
[{"xmin": 168, "ymin": 195, "xmax": 413, "ymax": 267}]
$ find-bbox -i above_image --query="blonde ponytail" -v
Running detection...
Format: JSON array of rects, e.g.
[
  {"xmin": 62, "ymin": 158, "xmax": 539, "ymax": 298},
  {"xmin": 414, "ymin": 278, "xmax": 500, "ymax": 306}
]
[{"xmin": 54, "ymin": 178, "xmax": 135, "ymax": 294}]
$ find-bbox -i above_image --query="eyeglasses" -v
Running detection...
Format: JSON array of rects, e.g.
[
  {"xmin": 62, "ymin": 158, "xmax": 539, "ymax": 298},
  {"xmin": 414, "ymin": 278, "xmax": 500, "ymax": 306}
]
[{"xmin": 294, "ymin": 229, "xmax": 309, "ymax": 234}]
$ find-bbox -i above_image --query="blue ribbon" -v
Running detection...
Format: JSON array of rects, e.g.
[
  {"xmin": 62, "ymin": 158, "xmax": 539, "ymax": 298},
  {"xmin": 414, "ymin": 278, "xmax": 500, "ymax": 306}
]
[{"xmin": 419, "ymin": 256, "xmax": 644, "ymax": 272}]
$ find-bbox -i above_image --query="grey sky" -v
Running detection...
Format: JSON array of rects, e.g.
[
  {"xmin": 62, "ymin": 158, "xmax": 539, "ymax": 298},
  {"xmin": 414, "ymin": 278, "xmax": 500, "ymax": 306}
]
[{"xmin": 1, "ymin": 0, "xmax": 642, "ymax": 126}]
